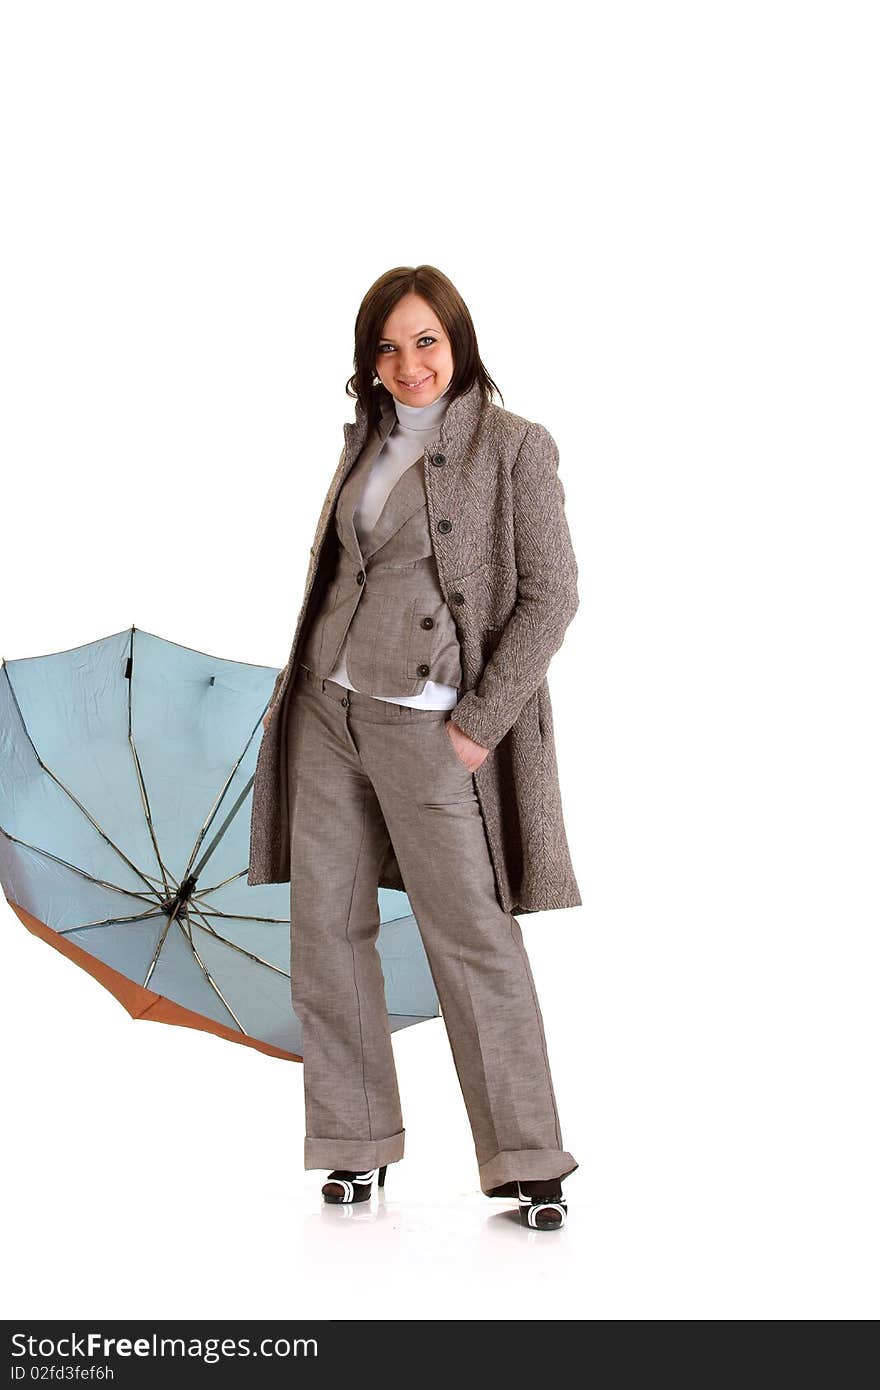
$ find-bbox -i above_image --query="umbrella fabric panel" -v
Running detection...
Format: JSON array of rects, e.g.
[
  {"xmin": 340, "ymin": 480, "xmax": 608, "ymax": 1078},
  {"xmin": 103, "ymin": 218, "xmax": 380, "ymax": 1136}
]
[
  {"xmin": 0, "ymin": 835, "xmax": 166, "ymax": 954},
  {"xmin": 0, "ymin": 628, "xmax": 277, "ymax": 903},
  {"xmin": 1, "ymin": 627, "xmax": 440, "ymax": 1060},
  {"xmin": 119, "ymin": 629, "xmax": 271, "ymax": 892},
  {"xmin": 369, "ymin": 909, "xmax": 443, "ymax": 1020},
  {"xmin": 0, "ymin": 636, "xmax": 153, "ymax": 896}
]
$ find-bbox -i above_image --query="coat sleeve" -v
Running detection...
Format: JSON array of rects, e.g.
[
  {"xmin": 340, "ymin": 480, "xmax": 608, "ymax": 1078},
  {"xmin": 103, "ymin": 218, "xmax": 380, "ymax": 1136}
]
[{"xmin": 449, "ymin": 421, "xmax": 579, "ymax": 752}]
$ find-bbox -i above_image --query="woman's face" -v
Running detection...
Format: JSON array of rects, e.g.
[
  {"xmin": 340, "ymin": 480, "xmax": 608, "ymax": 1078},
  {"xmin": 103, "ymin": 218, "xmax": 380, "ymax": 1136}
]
[{"xmin": 374, "ymin": 292, "xmax": 454, "ymax": 406}]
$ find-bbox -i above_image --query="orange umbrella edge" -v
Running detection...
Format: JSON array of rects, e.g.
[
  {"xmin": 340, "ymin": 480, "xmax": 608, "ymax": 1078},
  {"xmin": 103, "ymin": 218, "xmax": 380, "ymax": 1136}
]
[{"xmin": 7, "ymin": 898, "xmax": 303, "ymax": 1064}]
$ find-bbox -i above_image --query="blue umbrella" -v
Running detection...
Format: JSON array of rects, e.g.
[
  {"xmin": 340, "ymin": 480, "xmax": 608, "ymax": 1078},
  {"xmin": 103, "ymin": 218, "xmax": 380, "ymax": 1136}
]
[{"xmin": 0, "ymin": 626, "xmax": 438, "ymax": 1060}]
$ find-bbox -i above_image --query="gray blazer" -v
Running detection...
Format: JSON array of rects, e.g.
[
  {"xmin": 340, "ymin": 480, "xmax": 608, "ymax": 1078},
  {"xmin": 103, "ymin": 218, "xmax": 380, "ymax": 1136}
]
[
  {"xmin": 248, "ymin": 378, "xmax": 581, "ymax": 914},
  {"xmin": 298, "ymin": 411, "xmax": 463, "ymax": 694}
]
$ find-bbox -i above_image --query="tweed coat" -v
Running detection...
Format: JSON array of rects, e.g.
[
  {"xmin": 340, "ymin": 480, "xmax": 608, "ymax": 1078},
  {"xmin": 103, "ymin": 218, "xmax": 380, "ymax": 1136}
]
[{"xmin": 247, "ymin": 377, "xmax": 581, "ymax": 914}]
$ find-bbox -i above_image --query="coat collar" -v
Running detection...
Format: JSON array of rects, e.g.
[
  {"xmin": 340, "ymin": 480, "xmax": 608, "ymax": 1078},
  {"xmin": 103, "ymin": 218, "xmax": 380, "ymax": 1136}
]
[{"xmin": 344, "ymin": 377, "xmax": 487, "ymax": 466}]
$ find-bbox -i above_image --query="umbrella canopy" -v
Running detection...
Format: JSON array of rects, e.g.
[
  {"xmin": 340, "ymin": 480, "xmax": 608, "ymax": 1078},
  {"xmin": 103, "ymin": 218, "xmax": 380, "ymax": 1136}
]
[{"xmin": 0, "ymin": 626, "xmax": 439, "ymax": 1061}]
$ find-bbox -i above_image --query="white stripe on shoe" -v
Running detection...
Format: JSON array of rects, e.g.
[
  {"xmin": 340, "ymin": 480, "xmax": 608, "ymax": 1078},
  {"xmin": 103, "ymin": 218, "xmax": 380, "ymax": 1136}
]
[
  {"xmin": 324, "ymin": 1169, "xmax": 378, "ymax": 1203},
  {"xmin": 516, "ymin": 1183, "xmax": 567, "ymax": 1227}
]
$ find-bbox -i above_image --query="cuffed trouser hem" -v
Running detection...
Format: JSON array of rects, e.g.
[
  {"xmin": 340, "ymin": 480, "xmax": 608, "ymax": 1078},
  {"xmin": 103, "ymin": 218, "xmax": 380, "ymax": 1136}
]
[
  {"xmin": 303, "ymin": 1128, "xmax": 406, "ymax": 1171},
  {"xmin": 479, "ymin": 1148, "xmax": 579, "ymax": 1198}
]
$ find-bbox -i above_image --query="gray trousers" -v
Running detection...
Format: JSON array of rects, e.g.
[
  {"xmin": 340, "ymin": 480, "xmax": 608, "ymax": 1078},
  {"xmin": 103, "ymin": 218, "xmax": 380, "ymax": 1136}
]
[{"xmin": 286, "ymin": 662, "xmax": 578, "ymax": 1196}]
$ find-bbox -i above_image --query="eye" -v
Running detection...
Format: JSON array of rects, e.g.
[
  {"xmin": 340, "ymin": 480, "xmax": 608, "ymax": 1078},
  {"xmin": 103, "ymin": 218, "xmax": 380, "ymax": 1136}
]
[{"xmin": 377, "ymin": 336, "xmax": 439, "ymax": 354}]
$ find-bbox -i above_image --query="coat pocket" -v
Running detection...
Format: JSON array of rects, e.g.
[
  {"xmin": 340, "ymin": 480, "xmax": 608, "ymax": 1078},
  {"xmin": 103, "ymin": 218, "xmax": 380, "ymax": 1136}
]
[{"xmin": 446, "ymin": 561, "xmax": 517, "ymax": 630}]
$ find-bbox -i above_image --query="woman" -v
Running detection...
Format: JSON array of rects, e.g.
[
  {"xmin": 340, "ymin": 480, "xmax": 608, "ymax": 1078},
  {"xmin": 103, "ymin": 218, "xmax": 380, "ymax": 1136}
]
[{"xmin": 249, "ymin": 265, "xmax": 581, "ymax": 1230}]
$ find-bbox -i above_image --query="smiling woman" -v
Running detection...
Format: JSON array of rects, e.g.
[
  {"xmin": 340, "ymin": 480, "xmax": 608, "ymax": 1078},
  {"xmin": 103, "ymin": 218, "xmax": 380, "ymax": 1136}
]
[
  {"xmin": 249, "ymin": 264, "xmax": 581, "ymax": 1229},
  {"xmin": 376, "ymin": 308, "xmax": 454, "ymax": 403}
]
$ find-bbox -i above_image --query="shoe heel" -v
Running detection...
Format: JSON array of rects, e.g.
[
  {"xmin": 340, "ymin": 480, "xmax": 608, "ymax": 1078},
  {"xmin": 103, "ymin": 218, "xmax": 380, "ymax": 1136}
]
[{"xmin": 378, "ymin": 1164, "xmax": 387, "ymax": 1187}]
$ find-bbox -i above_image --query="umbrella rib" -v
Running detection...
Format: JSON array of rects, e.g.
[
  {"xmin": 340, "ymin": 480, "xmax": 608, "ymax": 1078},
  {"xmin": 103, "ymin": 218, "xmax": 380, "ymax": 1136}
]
[
  {"xmin": 185, "ymin": 769, "xmax": 256, "ymax": 884},
  {"xmin": 125, "ymin": 629, "xmax": 175, "ymax": 897},
  {"xmin": 57, "ymin": 907, "xmax": 168, "ymax": 935},
  {"xmin": 0, "ymin": 826, "xmax": 161, "ymax": 906},
  {"xmin": 127, "ymin": 736, "xmax": 174, "ymax": 898},
  {"xmin": 3, "ymin": 658, "xmax": 159, "ymax": 895},
  {"xmin": 178, "ymin": 914, "xmax": 249, "ymax": 1033},
  {"xmin": 188, "ymin": 904, "xmax": 290, "ymax": 978},
  {"xmin": 179, "ymin": 708, "xmax": 267, "ymax": 885},
  {"xmin": 141, "ymin": 868, "xmax": 179, "ymax": 890},
  {"xmin": 142, "ymin": 899, "xmax": 183, "ymax": 989},
  {"xmin": 191, "ymin": 898, "xmax": 289, "ymax": 925},
  {"xmin": 192, "ymin": 867, "xmax": 249, "ymax": 895}
]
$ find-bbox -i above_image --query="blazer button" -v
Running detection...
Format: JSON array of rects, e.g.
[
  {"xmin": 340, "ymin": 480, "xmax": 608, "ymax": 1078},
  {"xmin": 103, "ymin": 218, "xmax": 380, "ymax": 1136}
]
[
  {"xmin": 416, "ymin": 663, "xmax": 430, "ymax": 677},
  {"xmin": 420, "ymin": 616, "xmax": 434, "ymax": 629},
  {"xmin": 356, "ymin": 570, "xmax": 365, "ymax": 584},
  {"xmin": 451, "ymin": 591, "xmax": 465, "ymax": 605},
  {"xmin": 431, "ymin": 452, "xmax": 447, "ymax": 466},
  {"xmin": 437, "ymin": 519, "xmax": 452, "ymax": 534}
]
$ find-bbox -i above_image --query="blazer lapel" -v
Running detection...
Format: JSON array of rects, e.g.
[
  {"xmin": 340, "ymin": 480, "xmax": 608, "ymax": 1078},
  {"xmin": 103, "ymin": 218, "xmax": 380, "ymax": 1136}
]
[
  {"xmin": 333, "ymin": 394, "xmax": 395, "ymax": 562},
  {"xmin": 335, "ymin": 429, "xmax": 383, "ymax": 564},
  {"xmin": 360, "ymin": 457, "xmax": 427, "ymax": 561}
]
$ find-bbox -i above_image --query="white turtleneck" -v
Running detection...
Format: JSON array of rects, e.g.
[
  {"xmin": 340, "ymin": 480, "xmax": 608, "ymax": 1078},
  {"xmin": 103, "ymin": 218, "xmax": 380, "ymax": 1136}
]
[
  {"xmin": 352, "ymin": 382, "xmax": 451, "ymax": 544},
  {"xmin": 328, "ymin": 382, "xmax": 460, "ymax": 709}
]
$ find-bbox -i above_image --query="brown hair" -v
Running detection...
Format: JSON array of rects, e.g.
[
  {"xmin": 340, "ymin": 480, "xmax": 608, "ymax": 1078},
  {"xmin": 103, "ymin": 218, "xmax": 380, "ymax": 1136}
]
[{"xmin": 345, "ymin": 265, "xmax": 503, "ymax": 435}]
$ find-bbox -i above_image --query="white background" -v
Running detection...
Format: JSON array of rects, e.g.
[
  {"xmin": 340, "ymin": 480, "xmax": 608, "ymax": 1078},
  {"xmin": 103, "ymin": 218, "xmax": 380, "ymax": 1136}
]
[{"xmin": 1, "ymin": 1, "xmax": 877, "ymax": 1320}]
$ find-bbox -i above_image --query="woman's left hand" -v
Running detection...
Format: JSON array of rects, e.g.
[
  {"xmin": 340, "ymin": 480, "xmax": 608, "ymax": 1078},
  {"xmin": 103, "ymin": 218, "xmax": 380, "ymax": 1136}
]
[{"xmin": 446, "ymin": 720, "xmax": 491, "ymax": 771}]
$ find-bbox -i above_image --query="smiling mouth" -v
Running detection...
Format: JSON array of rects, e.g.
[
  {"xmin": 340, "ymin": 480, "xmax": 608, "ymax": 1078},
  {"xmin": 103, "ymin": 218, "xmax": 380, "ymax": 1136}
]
[{"xmin": 398, "ymin": 374, "xmax": 434, "ymax": 390}]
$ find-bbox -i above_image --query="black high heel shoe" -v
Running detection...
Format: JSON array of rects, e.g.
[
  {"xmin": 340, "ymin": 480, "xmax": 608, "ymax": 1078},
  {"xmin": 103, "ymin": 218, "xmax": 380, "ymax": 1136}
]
[
  {"xmin": 517, "ymin": 1178, "xmax": 568, "ymax": 1229},
  {"xmin": 322, "ymin": 1165, "xmax": 388, "ymax": 1204}
]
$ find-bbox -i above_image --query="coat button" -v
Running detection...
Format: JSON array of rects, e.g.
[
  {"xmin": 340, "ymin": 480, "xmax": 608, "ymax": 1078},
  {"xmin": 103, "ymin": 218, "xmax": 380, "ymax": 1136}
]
[
  {"xmin": 416, "ymin": 663, "xmax": 430, "ymax": 677},
  {"xmin": 431, "ymin": 452, "xmax": 447, "ymax": 466},
  {"xmin": 451, "ymin": 591, "xmax": 465, "ymax": 605},
  {"xmin": 437, "ymin": 519, "xmax": 452, "ymax": 534},
  {"xmin": 341, "ymin": 697, "xmax": 349, "ymax": 706},
  {"xmin": 420, "ymin": 616, "xmax": 434, "ymax": 629},
  {"xmin": 356, "ymin": 570, "xmax": 365, "ymax": 584}
]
